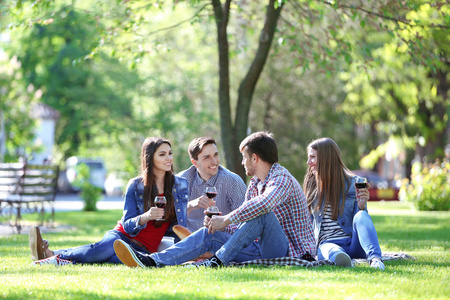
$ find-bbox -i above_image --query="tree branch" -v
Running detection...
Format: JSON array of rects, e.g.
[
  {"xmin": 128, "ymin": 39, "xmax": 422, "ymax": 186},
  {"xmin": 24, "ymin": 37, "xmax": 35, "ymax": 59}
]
[
  {"xmin": 323, "ymin": 1, "xmax": 450, "ymax": 29},
  {"xmin": 235, "ymin": 0, "xmax": 284, "ymax": 143},
  {"xmin": 135, "ymin": 3, "xmax": 211, "ymax": 37}
]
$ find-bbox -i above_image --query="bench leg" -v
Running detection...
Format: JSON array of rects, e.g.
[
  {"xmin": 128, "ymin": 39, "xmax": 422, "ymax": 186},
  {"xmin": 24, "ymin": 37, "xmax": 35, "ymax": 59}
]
[{"xmin": 15, "ymin": 205, "xmax": 22, "ymax": 234}]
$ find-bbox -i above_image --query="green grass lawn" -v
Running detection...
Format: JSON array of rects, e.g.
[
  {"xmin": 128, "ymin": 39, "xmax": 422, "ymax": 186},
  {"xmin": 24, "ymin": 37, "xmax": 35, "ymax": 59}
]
[{"xmin": 1, "ymin": 202, "xmax": 449, "ymax": 299}]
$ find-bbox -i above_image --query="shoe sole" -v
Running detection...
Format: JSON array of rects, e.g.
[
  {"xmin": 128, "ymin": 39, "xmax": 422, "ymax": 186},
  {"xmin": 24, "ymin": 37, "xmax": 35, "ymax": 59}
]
[
  {"xmin": 334, "ymin": 252, "xmax": 352, "ymax": 267},
  {"xmin": 114, "ymin": 240, "xmax": 144, "ymax": 268},
  {"xmin": 29, "ymin": 226, "xmax": 45, "ymax": 261}
]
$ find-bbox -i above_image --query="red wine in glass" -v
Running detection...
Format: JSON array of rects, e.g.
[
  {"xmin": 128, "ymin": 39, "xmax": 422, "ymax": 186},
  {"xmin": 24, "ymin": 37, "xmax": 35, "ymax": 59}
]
[
  {"xmin": 205, "ymin": 210, "xmax": 221, "ymax": 218},
  {"xmin": 355, "ymin": 182, "xmax": 368, "ymax": 189},
  {"xmin": 206, "ymin": 191, "xmax": 217, "ymax": 199},
  {"xmin": 155, "ymin": 202, "xmax": 166, "ymax": 208},
  {"xmin": 205, "ymin": 187, "xmax": 220, "ymax": 217},
  {"xmin": 205, "ymin": 205, "xmax": 221, "ymax": 218},
  {"xmin": 354, "ymin": 178, "xmax": 368, "ymax": 201},
  {"xmin": 154, "ymin": 196, "xmax": 166, "ymax": 221},
  {"xmin": 205, "ymin": 186, "xmax": 217, "ymax": 199}
]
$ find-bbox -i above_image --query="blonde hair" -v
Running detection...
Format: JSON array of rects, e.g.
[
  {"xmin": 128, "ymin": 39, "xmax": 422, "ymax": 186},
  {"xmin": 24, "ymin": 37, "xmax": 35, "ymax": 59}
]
[{"xmin": 303, "ymin": 138, "xmax": 353, "ymax": 220}]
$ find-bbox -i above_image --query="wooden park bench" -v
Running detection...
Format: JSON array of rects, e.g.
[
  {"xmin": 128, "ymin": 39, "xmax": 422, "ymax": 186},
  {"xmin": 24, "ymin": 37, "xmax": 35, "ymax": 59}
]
[{"xmin": 0, "ymin": 162, "xmax": 59, "ymax": 234}]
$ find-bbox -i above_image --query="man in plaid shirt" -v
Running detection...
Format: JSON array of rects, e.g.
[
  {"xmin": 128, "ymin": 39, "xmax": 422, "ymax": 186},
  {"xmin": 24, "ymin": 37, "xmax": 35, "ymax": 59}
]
[{"xmin": 114, "ymin": 131, "xmax": 316, "ymax": 268}]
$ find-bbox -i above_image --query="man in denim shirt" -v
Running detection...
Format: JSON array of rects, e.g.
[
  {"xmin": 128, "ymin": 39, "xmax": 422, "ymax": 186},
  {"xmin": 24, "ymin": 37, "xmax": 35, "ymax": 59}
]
[
  {"xmin": 178, "ymin": 137, "xmax": 247, "ymax": 232},
  {"xmin": 114, "ymin": 132, "xmax": 316, "ymax": 268}
]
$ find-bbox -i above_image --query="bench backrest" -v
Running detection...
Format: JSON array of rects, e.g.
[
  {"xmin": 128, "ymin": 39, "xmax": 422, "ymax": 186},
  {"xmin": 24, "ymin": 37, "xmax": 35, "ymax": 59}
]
[{"xmin": 0, "ymin": 163, "xmax": 60, "ymax": 201}]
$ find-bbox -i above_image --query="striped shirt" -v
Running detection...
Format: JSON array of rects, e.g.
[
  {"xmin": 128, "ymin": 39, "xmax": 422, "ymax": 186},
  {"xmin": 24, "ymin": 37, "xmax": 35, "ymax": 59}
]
[
  {"xmin": 178, "ymin": 165, "xmax": 247, "ymax": 232},
  {"xmin": 318, "ymin": 207, "xmax": 350, "ymax": 245},
  {"xmin": 228, "ymin": 163, "xmax": 316, "ymax": 258}
]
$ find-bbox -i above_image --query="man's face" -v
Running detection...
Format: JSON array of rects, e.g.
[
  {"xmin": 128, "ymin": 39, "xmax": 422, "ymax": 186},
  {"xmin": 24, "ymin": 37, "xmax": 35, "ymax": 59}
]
[
  {"xmin": 192, "ymin": 143, "xmax": 220, "ymax": 180},
  {"xmin": 241, "ymin": 149, "xmax": 256, "ymax": 176}
]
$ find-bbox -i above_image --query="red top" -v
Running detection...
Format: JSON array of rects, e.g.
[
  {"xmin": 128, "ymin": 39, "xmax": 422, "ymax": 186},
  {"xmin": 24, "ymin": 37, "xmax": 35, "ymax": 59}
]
[{"xmin": 114, "ymin": 194, "xmax": 170, "ymax": 253}]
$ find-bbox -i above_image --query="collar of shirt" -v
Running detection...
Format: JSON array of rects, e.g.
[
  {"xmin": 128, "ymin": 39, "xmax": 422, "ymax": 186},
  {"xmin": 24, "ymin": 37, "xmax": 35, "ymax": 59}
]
[
  {"xmin": 193, "ymin": 167, "xmax": 221, "ymax": 187},
  {"xmin": 249, "ymin": 163, "xmax": 280, "ymax": 190}
]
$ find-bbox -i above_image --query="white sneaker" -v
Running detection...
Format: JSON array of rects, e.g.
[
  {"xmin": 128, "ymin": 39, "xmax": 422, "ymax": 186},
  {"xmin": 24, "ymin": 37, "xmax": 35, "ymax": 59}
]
[
  {"xmin": 370, "ymin": 257, "xmax": 385, "ymax": 270},
  {"xmin": 184, "ymin": 256, "xmax": 222, "ymax": 268},
  {"xmin": 334, "ymin": 252, "xmax": 352, "ymax": 267},
  {"xmin": 32, "ymin": 254, "xmax": 72, "ymax": 266}
]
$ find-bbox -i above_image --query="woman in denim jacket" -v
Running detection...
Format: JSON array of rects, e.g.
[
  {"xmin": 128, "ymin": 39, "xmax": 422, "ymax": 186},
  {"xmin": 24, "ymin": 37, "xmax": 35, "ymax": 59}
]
[
  {"xmin": 303, "ymin": 138, "xmax": 384, "ymax": 270},
  {"xmin": 29, "ymin": 137, "xmax": 189, "ymax": 266}
]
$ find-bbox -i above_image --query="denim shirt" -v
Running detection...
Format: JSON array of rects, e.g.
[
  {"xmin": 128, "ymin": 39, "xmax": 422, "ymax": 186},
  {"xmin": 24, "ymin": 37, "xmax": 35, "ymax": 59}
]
[
  {"xmin": 311, "ymin": 175, "xmax": 368, "ymax": 245},
  {"xmin": 119, "ymin": 175, "xmax": 189, "ymax": 242}
]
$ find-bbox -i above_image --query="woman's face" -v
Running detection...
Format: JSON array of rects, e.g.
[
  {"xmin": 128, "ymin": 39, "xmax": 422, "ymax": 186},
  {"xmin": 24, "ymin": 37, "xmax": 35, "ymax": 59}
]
[
  {"xmin": 153, "ymin": 143, "xmax": 173, "ymax": 173},
  {"xmin": 307, "ymin": 147, "xmax": 317, "ymax": 173}
]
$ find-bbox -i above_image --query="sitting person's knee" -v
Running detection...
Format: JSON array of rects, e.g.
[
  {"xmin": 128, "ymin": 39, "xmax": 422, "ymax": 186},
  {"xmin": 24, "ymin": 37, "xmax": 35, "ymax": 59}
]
[{"xmin": 354, "ymin": 210, "xmax": 370, "ymax": 223}]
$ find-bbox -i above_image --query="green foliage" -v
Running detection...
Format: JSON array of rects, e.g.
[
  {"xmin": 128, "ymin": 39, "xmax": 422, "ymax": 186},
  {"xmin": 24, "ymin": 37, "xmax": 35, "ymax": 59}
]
[
  {"xmin": 399, "ymin": 160, "xmax": 450, "ymax": 211},
  {"xmin": 72, "ymin": 163, "xmax": 102, "ymax": 211},
  {"xmin": 251, "ymin": 54, "xmax": 360, "ymax": 181},
  {"xmin": 339, "ymin": 16, "xmax": 448, "ymax": 164},
  {"xmin": 5, "ymin": 4, "xmax": 140, "ymax": 159},
  {"xmin": 2, "ymin": 0, "xmax": 449, "ymax": 180},
  {"xmin": 0, "ymin": 53, "xmax": 39, "ymax": 162}
]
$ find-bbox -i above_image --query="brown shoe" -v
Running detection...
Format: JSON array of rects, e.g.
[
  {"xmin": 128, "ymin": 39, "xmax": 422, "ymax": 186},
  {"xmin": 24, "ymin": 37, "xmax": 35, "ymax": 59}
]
[
  {"xmin": 29, "ymin": 226, "xmax": 47, "ymax": 261},
  {"xmin": 172, "ymin": 225, "xmax": 192, "ymax": 240}
]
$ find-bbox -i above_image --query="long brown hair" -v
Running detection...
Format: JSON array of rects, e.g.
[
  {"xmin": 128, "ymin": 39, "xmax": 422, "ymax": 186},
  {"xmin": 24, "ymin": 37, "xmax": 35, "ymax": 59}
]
[
  {"xmin": 303, "ymin": 138, "xmax": 352, "ymax": 220},
  {"xmin": 140, "ymin": 137, "xmax": 176, "ymax": 227}
]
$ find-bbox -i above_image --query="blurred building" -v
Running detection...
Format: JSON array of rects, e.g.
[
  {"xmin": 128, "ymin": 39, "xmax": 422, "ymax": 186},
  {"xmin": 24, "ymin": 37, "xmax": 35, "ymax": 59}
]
[{"xmin": 29, "ymin": 103, "xmax": 60, "ymax": 164}]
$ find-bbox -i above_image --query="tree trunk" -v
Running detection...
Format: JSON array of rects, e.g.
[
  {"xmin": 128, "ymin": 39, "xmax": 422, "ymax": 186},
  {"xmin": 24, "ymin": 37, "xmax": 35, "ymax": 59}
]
[
  {"xmin": 415, "ymin": 68, "xmax": 448, "ymax": 161},
  {"xmin": 212, "ymin": 0, "xmax": 235, "ymax": 175},
  {"xmin": 213, "ymin": 0, "xmax": 283, "ymax": 180}
]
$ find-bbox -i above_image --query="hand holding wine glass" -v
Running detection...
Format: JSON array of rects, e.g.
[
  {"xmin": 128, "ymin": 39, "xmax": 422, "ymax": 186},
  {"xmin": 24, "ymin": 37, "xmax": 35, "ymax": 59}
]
[
  {"xmin": 154, "ymin": 196, "xmax": 166, "ymax": 221},
  {"xmin": 355, "ymin": 177, "xmax": 368, "ymax": 202}
]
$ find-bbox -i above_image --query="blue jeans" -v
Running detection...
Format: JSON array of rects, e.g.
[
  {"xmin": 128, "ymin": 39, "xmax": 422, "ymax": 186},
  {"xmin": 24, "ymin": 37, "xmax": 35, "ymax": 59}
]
[
  {"xmin": 317, "ymin": 211, "xmax": 382, "ymax": 262},
  {"xmin": 151, "ymin": 212, "xmax": 289, "ymax": 266},
  {"xmin": 55, "ymin": 230, "xmax": 147, "ymax": 264}
]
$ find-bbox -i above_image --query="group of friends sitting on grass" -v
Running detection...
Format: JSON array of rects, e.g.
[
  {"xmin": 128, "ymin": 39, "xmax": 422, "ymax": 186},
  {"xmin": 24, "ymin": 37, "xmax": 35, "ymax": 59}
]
[{"xmin": 28, "ymin": 132, "xmax": 385, "ymax": 270}]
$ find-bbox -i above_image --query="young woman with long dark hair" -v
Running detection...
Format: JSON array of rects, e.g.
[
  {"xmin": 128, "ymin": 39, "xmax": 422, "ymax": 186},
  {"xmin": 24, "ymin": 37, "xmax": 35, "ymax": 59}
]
[
  {"xmin": 29, "ymin": 137, "xmax": 189, "ymax": 266},
  {"xmin": 303, "ymin": 137, "xmax": 384, "ymax": 270}
]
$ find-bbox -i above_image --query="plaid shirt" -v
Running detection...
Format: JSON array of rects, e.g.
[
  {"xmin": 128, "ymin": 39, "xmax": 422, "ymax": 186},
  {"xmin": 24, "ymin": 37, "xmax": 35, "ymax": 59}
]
[{"xmin": 228, "ymin": 163, "xmax": 316, "ymax": 258}]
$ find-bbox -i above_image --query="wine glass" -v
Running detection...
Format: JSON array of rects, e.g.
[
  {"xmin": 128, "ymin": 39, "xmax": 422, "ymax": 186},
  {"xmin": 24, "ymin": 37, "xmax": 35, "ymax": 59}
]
[
  {"xmin": 204, "ymin": 205, "xmax": 221, "ymax": 218},
  {"xmin": 154, "ymin": 196, "xmax": 166, "ymax": 221},
  {"xmin": 205, "ymin": 186, "xmax": 217, "ymax": 200},
  {"xmin": 355, "ymin": 177, "xmax": 368, "ymax": 201},
  {"xmin": 205, "ymin": 186, "xmax": 218, "ymax": 212}
]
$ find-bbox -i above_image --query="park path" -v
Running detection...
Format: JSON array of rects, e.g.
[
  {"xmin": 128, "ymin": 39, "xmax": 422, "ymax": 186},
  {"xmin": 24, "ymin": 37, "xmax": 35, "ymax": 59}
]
[{"xmin": 0, "ymin": 193, "xmax": 124, "ymax": 237}]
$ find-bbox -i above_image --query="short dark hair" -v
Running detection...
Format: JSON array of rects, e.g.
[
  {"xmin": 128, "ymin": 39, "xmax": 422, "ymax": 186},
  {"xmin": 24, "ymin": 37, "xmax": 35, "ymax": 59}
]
[
  {"xmin": 188, "ymin": 137, "xmax": 217, "ymax": 160},
  {"xmin": 239, "ymin": 131, "xmax": 278, "ymax": 164}
]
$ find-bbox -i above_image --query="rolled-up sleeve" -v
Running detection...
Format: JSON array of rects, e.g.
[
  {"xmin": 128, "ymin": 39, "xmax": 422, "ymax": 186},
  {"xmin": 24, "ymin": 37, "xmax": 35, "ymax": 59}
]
[{"xmin": 120, "ymin": 180, "xmax": 146, "ymax": 236}]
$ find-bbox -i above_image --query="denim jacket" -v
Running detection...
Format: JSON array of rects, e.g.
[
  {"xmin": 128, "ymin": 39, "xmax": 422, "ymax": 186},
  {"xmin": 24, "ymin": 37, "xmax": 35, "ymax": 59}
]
[
  {"xmin": 119, "ymin": 175, "xmax": 189, "ymax": 242},
  {"xmin": 311, "ymin": 175, "xmax": 367, "ymax": 246}
]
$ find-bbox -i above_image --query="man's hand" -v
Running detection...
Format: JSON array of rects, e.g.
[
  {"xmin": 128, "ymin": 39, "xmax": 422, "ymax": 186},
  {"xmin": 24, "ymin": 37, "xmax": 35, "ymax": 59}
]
[
  {"xmin": 187, "ymin": 195, "xmax": 215, "ymax": 214},
  {"xmin": 207, "ymin": 215, "xmax": 231, "ymax": 234}
]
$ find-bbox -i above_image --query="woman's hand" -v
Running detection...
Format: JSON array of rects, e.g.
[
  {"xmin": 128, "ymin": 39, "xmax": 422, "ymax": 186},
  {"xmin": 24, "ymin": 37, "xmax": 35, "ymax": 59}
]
[
  {"xmin": 140, "ymin": 207, "xmax": 165, "ymax": 224},
  {"xmin": 356, "ymin": 183, "xmax": 370, "ymax": 210}
]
